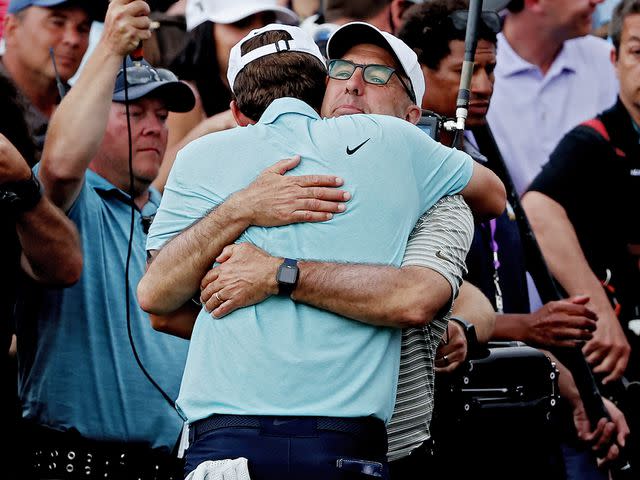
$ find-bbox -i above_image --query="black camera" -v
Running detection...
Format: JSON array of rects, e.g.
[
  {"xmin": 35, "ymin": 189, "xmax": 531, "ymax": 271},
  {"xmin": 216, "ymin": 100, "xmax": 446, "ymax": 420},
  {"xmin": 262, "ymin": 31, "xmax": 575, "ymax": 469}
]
[{"xmin": 417, "ymin": 110, "xmax": 444, "ymax": 141}]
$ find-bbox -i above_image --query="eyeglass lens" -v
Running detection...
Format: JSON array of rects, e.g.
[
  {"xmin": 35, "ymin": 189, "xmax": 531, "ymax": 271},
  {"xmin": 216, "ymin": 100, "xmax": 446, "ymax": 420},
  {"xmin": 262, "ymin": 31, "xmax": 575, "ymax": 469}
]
[{"xmin": 328, "ymin": 60, "xmax": 395, "ymax": 85}]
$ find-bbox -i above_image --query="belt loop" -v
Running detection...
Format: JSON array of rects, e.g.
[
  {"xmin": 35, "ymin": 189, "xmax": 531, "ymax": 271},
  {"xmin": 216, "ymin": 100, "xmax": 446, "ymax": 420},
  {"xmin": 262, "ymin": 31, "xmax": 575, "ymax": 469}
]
[{"xmin": 188, "ymin": 422, "xmax": 196, "ymax": 446}]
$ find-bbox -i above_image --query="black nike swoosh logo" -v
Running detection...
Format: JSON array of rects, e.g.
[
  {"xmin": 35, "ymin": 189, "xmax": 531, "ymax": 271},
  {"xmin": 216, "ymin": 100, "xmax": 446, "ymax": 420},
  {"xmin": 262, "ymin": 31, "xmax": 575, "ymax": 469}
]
[{"xmin": 346, "ymin": 138, "xmax": 370, "ymax": 155}]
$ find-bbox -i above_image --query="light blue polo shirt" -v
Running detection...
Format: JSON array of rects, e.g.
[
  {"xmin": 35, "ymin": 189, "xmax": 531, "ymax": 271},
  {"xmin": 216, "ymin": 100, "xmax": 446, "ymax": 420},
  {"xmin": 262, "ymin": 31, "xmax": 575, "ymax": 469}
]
[
  {"xmin": 148, "ymin": 98, "xmax": 473, "ymax": 424},
  {"xmin": 18, "ymin": 170, "xmax": 189, "ymax": 452}
]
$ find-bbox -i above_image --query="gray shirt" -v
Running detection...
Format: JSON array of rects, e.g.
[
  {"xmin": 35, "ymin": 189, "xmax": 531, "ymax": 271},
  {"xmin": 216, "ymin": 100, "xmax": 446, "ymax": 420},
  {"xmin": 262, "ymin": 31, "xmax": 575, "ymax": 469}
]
[{"xmin": 387, "ymin": 194, "xmax": 473, "ymax": 461}]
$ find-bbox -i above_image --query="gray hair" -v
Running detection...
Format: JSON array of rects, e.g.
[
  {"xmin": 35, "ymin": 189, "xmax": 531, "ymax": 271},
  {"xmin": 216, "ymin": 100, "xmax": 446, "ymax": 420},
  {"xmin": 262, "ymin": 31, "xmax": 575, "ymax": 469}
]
[{"xmin": 610, "ymin": 0, "xmax": 640, "ymax": 54}]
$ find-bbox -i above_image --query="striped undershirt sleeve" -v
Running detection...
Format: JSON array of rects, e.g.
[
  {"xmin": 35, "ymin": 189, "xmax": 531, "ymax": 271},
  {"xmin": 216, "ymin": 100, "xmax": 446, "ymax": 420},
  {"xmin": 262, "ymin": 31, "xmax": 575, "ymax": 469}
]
[{"xmin": 387, "ymin": 195, "xmax": 474, "ymax": 462}]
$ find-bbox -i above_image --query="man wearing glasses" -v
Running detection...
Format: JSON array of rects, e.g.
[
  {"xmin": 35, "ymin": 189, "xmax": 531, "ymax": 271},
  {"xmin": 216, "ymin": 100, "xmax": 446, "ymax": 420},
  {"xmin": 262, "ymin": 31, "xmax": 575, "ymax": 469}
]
[
  {"xmin": 140, "ymin": 20, "xmax": 505, "ymax": 478},
  {"xmin": 15, "ymin": 1, "xmax": 196, "ymax": 478}
]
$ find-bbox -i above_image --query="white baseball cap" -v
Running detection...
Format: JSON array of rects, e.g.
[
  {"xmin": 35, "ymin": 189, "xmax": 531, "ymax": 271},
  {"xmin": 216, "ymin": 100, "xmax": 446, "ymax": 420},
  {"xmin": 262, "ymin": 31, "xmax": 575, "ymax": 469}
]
[
  {"xmin": 326, "ymin": 22, "xmax": 426, "ymax": 106},
  {"xmin": 186, "ymin": 0, "xmax": 299, "ymax": 31},
  {"xmin": 227, "ymin": 23, "xmax": 326, "ymax": 92}
]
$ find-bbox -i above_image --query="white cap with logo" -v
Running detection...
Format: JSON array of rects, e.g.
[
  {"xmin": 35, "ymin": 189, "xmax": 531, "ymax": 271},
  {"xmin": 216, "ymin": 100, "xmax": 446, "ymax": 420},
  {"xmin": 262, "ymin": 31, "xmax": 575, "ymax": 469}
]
[
  {"xmin": 227, "ymin": 24, "xmax": 326, "ymax": 92},
  {"xmin": 186, "ymin": 0, "xmax": 299, "ymax": 31},
  {"xmin": 326, "ymin": 22, "xmax": 426, "ymax": 106}
]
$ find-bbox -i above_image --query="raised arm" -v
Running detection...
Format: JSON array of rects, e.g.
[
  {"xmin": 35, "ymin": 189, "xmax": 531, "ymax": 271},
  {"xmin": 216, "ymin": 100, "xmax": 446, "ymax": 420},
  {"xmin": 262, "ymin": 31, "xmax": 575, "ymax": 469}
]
[
  {"xmin": 523, "ymin": 191, "xmax": 630, "ymax": 383},
  {"xmin": 38, "ymin": 0, "xmax": 152, "ymax": 211},
  {"xmin": 1, "ymin": 134, "xmax": 82, "ymax": 285}
]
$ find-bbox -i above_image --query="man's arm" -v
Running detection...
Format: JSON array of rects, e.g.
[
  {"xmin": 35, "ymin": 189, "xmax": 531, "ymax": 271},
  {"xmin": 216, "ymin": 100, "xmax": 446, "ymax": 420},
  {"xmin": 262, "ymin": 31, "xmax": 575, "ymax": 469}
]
[
  {"xmin": 459, "ymin": 161, "xmax": 506, "ymax": 220},
  {"xmin": 196, "ymin": 195, "xmax": 473, "ymax": 328},
  {"xmin": 492, "ymin": 295, "xmax": 598, "ymax": 348},
  {"xmin": 435, "ymin": 281, "xmax": 496, "ymax": 373},
  {"xmin": 38, "ymin": 0, "xmax": 152, "ymax": 211},
  {"xmin": 452, "ymin": 281, "xmax": 496, "ymax": 343},
  {"xmin": 1, "ymin": 134, "xmax": 82, "ymax": 285},
  {"xmin": 523, "ymin": 191, "xmax": 630, "ymax": 383},
  {"xmin": 137, "ymin": 155, "xmax": 350, "ymax": 315},
  {"xmin": 148, "ymin": 302, "xmax": 200, "ymax": 340}
]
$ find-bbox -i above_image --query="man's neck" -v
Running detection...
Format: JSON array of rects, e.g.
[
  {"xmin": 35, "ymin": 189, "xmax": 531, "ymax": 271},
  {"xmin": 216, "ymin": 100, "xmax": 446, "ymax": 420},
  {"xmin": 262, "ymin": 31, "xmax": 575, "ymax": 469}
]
[
  {"xmin": 2, "ymin": 54, "xmax": 60, "ymax": 118},
  {"xmin": 502, "ymin": 14, "xmax": 566, "ymax": 75},
  {"xmin": 133, "ymin": 189, "xmax": 152, "ymax": 210},
  {"xmin": 620, "ymin": 95, "xmax": 640, "ymax": 134},
  {"xmin": 88, "ymin": 164, "xmax": 152, "ymax": 210}
]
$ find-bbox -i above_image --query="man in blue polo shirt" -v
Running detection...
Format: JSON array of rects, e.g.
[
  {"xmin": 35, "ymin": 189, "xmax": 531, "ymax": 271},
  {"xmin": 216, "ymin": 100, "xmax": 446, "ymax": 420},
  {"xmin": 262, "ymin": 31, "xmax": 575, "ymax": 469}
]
[
  {"xmin": 146, "ymin": 23, "xmax": 482, "ymax": 479},
  {"xmin": 15, "ymin": 1, "xmax": 195, "ymax": 478}
]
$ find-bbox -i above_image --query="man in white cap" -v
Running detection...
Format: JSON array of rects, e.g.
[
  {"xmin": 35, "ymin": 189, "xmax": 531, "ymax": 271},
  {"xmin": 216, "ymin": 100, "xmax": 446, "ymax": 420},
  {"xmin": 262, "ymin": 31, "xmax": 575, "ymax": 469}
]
[{"xmin": 141, "ymin": 21, "xmax": 505, "ymax": 478}]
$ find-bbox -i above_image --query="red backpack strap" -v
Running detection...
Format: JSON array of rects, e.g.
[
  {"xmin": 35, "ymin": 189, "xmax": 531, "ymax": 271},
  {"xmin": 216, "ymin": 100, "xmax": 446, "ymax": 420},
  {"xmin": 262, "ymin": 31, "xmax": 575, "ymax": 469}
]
[
  {"xmin": 581, "ymin": 118, "xmax": 610, "ymax": 141},
  {"xmin": 580, "ymin": 118, "xmax": 626, "ymax": 157}
]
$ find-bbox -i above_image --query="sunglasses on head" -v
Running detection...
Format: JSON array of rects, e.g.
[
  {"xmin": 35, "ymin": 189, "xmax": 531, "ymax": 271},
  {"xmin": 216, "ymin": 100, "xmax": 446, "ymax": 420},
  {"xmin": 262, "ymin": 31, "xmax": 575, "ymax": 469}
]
[
  {"xmin": 327, "ymin": 59, "xmax": 416, "ymax": 103},
  {"xmin": 117, "ymin": 65, "xmax": 178, "ymax": 86},
  {"xmin": 447, "ymin": 10, "xmax": 502, "ymax": 34}
]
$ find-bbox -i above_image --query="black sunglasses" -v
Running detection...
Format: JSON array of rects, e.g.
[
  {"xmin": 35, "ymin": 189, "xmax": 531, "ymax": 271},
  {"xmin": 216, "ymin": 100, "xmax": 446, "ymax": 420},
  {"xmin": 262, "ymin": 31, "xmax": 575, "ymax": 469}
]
[
  {"xmin": 327, "ymin": 59, "xmax": 416, "ymax": 103},
  {"xmin": 448, "ymin": 10, "xmax": 503, "ymax": 34}
]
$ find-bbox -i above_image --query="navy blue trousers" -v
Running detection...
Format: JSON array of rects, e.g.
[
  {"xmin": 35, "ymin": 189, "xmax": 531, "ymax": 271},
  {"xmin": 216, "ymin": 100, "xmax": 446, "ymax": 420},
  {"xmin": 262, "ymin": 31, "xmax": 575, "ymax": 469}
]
[{"xmin": 185, "ymin": 415, "xmax": 389, "ymax": 479}]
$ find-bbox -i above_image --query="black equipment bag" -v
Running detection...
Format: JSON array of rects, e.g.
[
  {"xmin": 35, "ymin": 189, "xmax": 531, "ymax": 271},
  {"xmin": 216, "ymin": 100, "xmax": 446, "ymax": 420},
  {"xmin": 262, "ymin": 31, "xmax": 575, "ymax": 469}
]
[
  {"xmin": 431, "ymin": 342, "xmax": 563, "ymax": 480},
  {"xmin": 437, "ymin": 342, "xmax": 560, "ymax": 425}
]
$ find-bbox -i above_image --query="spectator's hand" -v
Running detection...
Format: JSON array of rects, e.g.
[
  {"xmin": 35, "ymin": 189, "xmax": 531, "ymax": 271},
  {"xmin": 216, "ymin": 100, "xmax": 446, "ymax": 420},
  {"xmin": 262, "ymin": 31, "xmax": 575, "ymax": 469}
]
[
  {"xmin": 200, "ymin": 243, "xmax": 280, "ymax": 318},
  {"xmin": 102, "ymin": 0, "xmax": 152, "ymax": 56},
  {"xmin": 573, "ymin": 396, "xmax": 629, "ymax": 467},
  {"xmin": 0, "ymin": 133, "xmax": 32, "ymax": 183},
  {"xmin": 233, "ymin": 155, "xmax": 351, "ymax": 226},
  {"xmin": 525, "ymin": 296, "xmax": 597, "ymax": 348},
  {"xmin": 435, "ymin": 321, "xmax": 467, "ymax": 373},
  {"xmin": 583, "ymin": 307, "xmax": 630, "ymax": 384}
]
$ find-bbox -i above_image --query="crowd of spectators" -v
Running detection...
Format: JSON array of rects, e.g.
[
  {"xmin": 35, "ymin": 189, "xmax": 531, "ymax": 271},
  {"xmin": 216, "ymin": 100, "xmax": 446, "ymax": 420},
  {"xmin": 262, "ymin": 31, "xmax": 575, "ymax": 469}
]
[{"xmin": 1, "ymin": 1, "xmax": 638, "ymax": 479}]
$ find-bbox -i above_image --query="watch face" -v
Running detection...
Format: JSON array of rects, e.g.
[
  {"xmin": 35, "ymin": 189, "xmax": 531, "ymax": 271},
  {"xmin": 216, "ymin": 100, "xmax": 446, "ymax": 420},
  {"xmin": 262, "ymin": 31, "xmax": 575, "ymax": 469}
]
[{"xmin": 278, "ymin": 265, "xmax": 298, "ymax": 285}]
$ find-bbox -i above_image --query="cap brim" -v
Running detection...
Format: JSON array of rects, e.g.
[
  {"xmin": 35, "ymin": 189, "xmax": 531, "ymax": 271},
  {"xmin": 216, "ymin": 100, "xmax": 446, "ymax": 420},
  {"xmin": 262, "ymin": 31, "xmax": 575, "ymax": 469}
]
[
  {"xmin": 112, "ymin": 81, "xmax": 195, "ymax": 113},
  {"xmin": 327, "ymin": 23, "xmax": 400, "ymax": 69},
  {"xmin": 9, "ymin": 0, "xmax": 106, "ymax": 19},
  {"xmin": 209, "ymin": 5, "xmax": 298, "ymax": 25}
]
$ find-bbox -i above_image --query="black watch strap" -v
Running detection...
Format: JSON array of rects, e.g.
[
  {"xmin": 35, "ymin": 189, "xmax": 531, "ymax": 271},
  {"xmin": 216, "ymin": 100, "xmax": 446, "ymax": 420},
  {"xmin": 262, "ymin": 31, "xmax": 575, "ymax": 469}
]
[
  {"xmin": 277, "ymin": 258, "xmax": 299, "ymax": 296},
  {"xmin": 0, "ymin": 172, "xmax": 43, "ymax": 215},
  {"xmin": 449, "ymin": 316, "xmax": 479, "ymax": 350}
]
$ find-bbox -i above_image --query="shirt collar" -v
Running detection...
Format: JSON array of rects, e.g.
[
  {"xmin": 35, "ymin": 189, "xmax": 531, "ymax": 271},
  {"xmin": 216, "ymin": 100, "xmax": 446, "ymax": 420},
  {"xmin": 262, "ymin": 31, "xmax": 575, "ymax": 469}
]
[
  {"xmin": 496, "ymin": 32, "xmax": 577, "ymax": 77},
  {"xmin": 258, "ymin": 97, "xmax": 321, "ymax": 125},
  {"xmin": 87, "ymin": 169, "xmax": 160, "ymax": 210},
  {"xmin": 632, "ymin": 118, "xmax": 640, "ymax": 143}
]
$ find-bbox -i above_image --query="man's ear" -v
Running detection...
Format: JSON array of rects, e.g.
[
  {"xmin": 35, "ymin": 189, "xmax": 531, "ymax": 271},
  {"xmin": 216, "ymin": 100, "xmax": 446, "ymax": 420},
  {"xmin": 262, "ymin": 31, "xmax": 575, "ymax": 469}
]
[
  {"xmin": 610, "ymin": 46, "xmax": 621, "ymax": 82},
  {"xmin": 390, "ymin": 0, "xmax": 410, "ymax": 33},
  {"xmin": 3, "ymin": 14, "xmax": 21, "ymax": 47},
  {"xmin": 230, "ymin": 100, "xmax": 255, "ymax": 126},
  {"xmin": 405, "ymin": 104, "xmax": 422, "ymax": 125}
]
